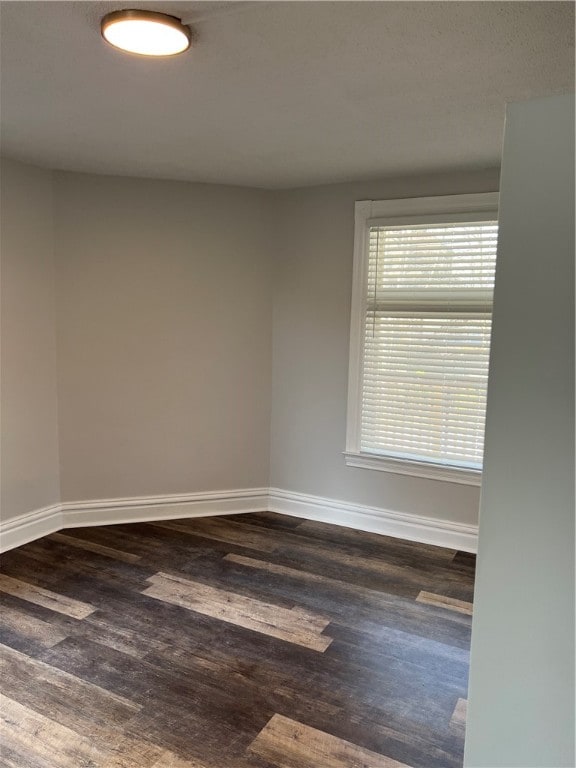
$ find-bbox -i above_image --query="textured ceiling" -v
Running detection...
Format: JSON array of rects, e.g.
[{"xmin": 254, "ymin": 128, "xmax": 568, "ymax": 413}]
[{"xmin": 0, "ymin": 1, "xmax": 573, "ymax": 188}]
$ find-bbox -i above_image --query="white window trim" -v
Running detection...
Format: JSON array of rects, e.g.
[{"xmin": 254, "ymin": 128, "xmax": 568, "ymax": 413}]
[{"xmin": 345, "ymin": 192, "xmax": 499, "ymax": 486}]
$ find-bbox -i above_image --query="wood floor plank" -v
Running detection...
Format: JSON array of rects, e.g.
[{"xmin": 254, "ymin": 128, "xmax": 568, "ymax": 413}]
[
  {"xmin": 416, "ymin": 591, "xmax": 473, "ymax": 616},
  {"xmin": 296, "ymin": 519, "xmax": 457, "ymax": 562},
  {"xmin": 22, "ymin": 538, "xmax": 155, "ymax": 592},
  {"xmin": 40, "ymin": 634, "xmax": 275, "ymax": 759},
  {"xmin": 81, "ymin": 611, "xmax": 172, "ymax": 658},
  {"xmin": 49, "ymin": 531, "xmax": 142, "ymax": 563},
  {"xmin": 0, "ymin": 644, "xmax": 140, "ymax": 749},
  {"xmin": 451, "ymin": 551, "xmax": 476, "ymax": 569},
  {"xmin": 98, "ymin": 738, "xmax": 210, "ymax": 768},
  {"xmin": 64, "ymin": 522, "xmax": 213, "ymax": 563},
  {"xmin": 143, "ymin": 572, "xmax": 332, "ymax": 652},
  {"xmin": 122, "ymin": 695, "xmax": 271, "ymax": 765},
  {"xmin": 151, "ymin": 517, "xmax": 280, "ymax": 553},
  {"xmin": 248, "ymin": 714, "xmax": 411, "ymax": 768},
  {"xmin": 0, "ymin": 603, "xmax": 68, "ymax": 652},
  {"xmin": 141, "ymin": 635, "xmax": 463, "ymax": 761},
  {"xmin": 143, "ymin": 640, "xmax": 342, "ymax": 723},
  {"xmin": 0, "ymin": 588, "xmax": 167, "ymax": 660},
  {"xmin": 0, "ymin": 694, "xmax": 109, "ymax": 767},
  {"xmin": 151, "ymin": 570, "xmax": 329, "ymax": 631},
  {"xmin": 451, "ymin": 698, "xmax": 467, "ymax": 727},
  {"xmin": 247, "ymin": 544, "xmax": 423, "ymax": 598},
  {"xmin": 0, "ymin": 745, "xmax": 43, "ymax": 768},
  {"xmin": 156, "ymin": 553, "xmax": 299, "ymax": 611},
  {"xmin": 0, "ymin": 511, "xmax": 474, "ymax": 768},
  {"xmin": 99, "ymin": 738, "xmax": 165, "ymax": 768},
  {"xmin": 0, "ymin": 573, "xmax": 96, "ymax": 619},
  {"xmin": 151, "ymin": 754, "xmax": 212, "ymax": 768},
  {"xmin": 226, "ymin": 510, "xmax": 304, "ymax": 531},
  {"xmin": 104, "ymin": 520, "xmax": 277, "ymax": 565},
  {"xmin": 0, "ymin": 548, "xmax": 69, "ymax": 589},
  {"xmin": 448, "ymin": 697, "xmax": 468, "ymax": 741},
  {"xmin": 331, "ymin": 707, "xmax": 465, "ymax": 768},
  {"xmin": 223, "ymin": 553, "xmax": 472, "ymax": 650},
  {"xmin": 223, "ymin": 550, "xmax": 419, "ymax": 611},
  {"xmin": 197, "ymin": 516, "xmax": 469, "ymax": 591},
  {"xmin": 223, "ymin": 553, "xmax": 412, "ymax": 626}
]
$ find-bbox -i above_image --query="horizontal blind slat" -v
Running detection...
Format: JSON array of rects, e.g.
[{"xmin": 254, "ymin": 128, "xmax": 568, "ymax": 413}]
[{"xmin": 360, "ymin": 218, "xmax": 497, "ymax": 467}]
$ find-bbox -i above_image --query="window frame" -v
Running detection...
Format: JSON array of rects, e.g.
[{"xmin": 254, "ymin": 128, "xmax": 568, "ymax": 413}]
[{"xmin": 345, "ymin": 192, "xmax": 499, "ymax": 486}]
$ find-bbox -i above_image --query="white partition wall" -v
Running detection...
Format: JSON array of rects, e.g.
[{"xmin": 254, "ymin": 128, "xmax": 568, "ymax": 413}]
[{"xmin": 464, "ymin": 93, "xmax": 575, "ymax": 767}]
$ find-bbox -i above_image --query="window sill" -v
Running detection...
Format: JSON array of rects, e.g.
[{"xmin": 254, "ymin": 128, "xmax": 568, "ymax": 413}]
[{"xmin": 343, "ymin": 452, "xmax": 482, "ymax": 486}]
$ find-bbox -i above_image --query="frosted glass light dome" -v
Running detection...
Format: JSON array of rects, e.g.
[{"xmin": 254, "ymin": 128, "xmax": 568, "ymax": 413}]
[{"xmin": 101, "ymin": 10, "xmax": 191, "ymax": 57}]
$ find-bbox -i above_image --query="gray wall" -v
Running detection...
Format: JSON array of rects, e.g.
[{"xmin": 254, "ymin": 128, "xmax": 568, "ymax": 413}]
[
  {"xmin": 270, "ymin": 170, "xmax": 499, "ymax": 524},
  {"xmin": 0, "ymin": 158, "xmax": 60, "ymax": 521},
  {"xmin": 464, "ymin": 93, "xmax": 575, "ymax": 767},
  {"xmin": 54, "ymin": 173, "xmax": 273, "ymax": 502},
  {"xmin": 2, "ymin": 162, "xmax": 504, "ymax": 534}
]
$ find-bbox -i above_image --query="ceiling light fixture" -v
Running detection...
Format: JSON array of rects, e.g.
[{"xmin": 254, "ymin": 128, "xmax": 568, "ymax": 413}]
[{"xmin": 101, "ymin": 10, "xmax": 191, "ymax": 57}]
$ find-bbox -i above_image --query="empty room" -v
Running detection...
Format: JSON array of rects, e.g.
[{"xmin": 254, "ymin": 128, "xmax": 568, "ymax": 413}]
[{"xmin": 0, "ymin": 2, "xmax": 574, "ymax": 767}]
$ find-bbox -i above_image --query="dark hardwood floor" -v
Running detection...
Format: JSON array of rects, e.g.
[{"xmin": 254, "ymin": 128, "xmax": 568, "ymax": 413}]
[{"xmin": 0, "ymin": 512, "xmax": 475, "ymax": 768}]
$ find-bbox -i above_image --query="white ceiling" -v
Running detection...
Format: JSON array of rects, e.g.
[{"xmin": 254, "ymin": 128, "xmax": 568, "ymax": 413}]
[{"xmin": 1, "ymin": 1, "xmax": 573, "ymax": 188}]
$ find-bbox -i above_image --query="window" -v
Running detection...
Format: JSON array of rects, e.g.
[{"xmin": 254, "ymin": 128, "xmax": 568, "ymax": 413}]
[{"xmin": 345, "ymin": 193, "xmax": 499, "ymax": 485}]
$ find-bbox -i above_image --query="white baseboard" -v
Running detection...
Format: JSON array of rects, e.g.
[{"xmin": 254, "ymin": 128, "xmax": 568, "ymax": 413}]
[
  {"xmin": 0, "ymin": 504, "xmax": 62, "ymax": 553},
  {"xmin": 1, "ymin": 486, "xmax": 477, "ymax": 554},
  {"xmin": 60, "ymin": 488, "xmax": 269, "ymax": 528},
  {"xmin": 0, "ymin": 489, "xmax": 268, "ymax": 553},
  {"xmin": 268, "ymin": 488, "xmax": 478, "ymax": 553}
]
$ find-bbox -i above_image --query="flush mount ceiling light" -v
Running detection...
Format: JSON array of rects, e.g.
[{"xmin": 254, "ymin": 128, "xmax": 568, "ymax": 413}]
[{"xmin": 101, "ymin": 10, "xmax": 191, "ymax": 56}]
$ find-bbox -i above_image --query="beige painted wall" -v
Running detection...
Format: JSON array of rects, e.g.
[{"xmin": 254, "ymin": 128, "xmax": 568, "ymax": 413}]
[
  {"xmin": 53, "ymin": 172, "xmax": 273, "ymax": 502},
  {"xmin": 464, "ymin": 94, "xmax": 574, "ymax": 767},
  {"xmin": 0, "ymin": 158, "xmax": 60, "ymax": 521},
  {"xmin": 269, "ymin": 170, "xmax": 500, "ymax": 524}
]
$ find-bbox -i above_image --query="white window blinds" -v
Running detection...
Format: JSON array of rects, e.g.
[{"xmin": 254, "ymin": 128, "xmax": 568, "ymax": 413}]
[{"xmin": 361, "ymin": 220, "xmax": 498, "ymax": 469}]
